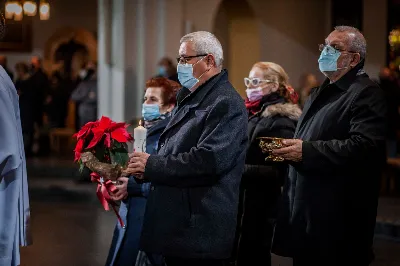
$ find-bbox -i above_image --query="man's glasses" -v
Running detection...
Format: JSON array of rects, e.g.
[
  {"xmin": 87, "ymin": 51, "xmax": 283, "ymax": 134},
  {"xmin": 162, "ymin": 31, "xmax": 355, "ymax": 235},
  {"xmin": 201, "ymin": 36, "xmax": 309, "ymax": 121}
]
[
  {"xmin": 244, "ymin": 77, "xmax": 274, "ymax": 87},
  {"xmin": 318, "ymin": 44, "xmax": 357, "ymax": 55},
  {"xmin": 176, "ymin": 54, "xmax": 208, "ymax": 64}
]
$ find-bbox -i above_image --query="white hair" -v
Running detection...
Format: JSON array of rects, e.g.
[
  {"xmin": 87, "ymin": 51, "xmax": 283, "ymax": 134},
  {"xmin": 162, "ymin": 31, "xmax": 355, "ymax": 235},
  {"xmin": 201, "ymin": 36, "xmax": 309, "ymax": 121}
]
[
  {"xmin": 334, "ymin": 26, "xmax": 367, "ymax": 60},
  {"xmin": 180, "ymin": 31, "xmax": 224, "ymax": 68}
]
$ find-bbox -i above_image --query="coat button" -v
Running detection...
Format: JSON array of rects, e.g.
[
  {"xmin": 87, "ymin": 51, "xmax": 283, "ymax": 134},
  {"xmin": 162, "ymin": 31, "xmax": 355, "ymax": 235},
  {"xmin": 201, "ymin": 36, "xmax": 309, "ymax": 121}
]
[{"xmin": 160, "ymin": 142, "xmax": 165, "ymax": 148}]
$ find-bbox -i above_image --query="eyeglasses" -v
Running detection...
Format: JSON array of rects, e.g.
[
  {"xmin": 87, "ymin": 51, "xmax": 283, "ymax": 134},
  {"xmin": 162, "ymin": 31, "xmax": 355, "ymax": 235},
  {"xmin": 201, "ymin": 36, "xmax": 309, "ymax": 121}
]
[
  {"xmin": 244, "ymin": 77, "xmax": 274, "ymax": 87},
  {"xmin": 176, "ymin": 54, "xmax": 208, "ymax": 64},
  {"xmin": 318, "ymin": 44, "xmax": 357, "ymax": 55}
]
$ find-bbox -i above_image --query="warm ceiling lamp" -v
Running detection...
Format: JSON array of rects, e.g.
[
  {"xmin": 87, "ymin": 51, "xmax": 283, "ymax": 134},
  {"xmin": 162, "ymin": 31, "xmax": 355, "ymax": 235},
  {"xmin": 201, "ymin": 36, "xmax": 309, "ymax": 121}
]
[
  {"xmin": 4, "ymin": 0, "xmax": 50, "ymax": 21},
  {"xmin": 23, "ymin": 1, "xmax": 37, "ymax": 16},
  {"xmin": 13, "ymin": 2, "xmax": 23, "ymax": 21},
  {"xmin": 5, "ymin": 1, "xmax": 18, "ymax": 19},
  {"xmin": 39, "ymin": 0, "xmax": 50, "ymax": 20}
]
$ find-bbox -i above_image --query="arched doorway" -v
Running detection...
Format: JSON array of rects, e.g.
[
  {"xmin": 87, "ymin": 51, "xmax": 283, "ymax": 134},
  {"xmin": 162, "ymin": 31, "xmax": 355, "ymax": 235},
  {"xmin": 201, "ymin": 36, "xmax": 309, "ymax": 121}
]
[
  {"xmin": 43, "ymin": 27, "xmax": 97, "ymax": 75},
  {"xmin": 43, "ymin": 27, "xmax": 97, "ymax": 132},
  {"xmin": 212, "ymin": 0, "xmax": 261, "ymax": 98}
]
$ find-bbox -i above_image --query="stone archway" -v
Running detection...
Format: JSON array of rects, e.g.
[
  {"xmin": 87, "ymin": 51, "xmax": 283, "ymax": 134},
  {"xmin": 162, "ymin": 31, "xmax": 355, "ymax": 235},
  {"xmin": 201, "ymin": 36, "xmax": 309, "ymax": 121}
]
[
  {"xmin": 43, "ymin": 27, "xmax": 97, "ymax": 130},
  {"xmin": 43, "ymin": 27, "xmax": 97, "ymax": 74}
]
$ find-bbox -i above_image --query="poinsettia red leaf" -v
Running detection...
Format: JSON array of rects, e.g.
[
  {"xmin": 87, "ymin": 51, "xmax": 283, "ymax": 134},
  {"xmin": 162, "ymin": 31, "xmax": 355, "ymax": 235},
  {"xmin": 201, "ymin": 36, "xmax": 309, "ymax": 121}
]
[
  {"xmin": 87, "ymin": 127, "xmax": 105, "ymax": 149},
  {"xmin": 108, "ymin": 122, "xmax": 126, "ymax": 132},
  {"xmin": 110, "ymin": 128, "xmax": 129, "ymax": 143},
  {"xmin": 104, "ymin": 133, "xmax": 111, "ymax": 148},
  {"xmin": 98, "ymin": 116, "xmax": 112, "ymax": 130},
  {"xmin": 74, "ymin": 139, "xmax": 85, "ymax": 161}
]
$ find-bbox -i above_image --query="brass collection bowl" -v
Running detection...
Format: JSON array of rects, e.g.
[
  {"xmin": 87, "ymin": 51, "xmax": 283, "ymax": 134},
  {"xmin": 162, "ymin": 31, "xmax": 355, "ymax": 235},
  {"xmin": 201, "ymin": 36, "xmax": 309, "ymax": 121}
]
[{"xmin": 258, "ymin": 137, "xmax": 285, "ymax": 162}]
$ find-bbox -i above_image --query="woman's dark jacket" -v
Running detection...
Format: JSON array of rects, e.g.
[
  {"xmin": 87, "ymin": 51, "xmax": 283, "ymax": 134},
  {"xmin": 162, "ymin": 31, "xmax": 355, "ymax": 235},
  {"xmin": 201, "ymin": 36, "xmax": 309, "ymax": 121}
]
[{"xmin": 234, "ymin": 94, "xmax": 301, "ymax": 265}]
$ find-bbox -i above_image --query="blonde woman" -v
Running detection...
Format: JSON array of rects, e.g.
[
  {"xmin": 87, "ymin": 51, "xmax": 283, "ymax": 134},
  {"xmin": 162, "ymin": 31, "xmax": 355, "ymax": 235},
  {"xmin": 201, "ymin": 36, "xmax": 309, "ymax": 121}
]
[{"xmin": 233, "ymin": 62, "xmax": 302, "ymax": 266}]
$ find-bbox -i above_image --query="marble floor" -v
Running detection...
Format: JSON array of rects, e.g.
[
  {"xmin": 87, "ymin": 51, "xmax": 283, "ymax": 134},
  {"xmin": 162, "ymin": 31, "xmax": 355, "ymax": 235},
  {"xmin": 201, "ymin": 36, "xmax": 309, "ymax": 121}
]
[{"xmin": 19, "ymin": 177, "xmax": 400, "ymax": 266}]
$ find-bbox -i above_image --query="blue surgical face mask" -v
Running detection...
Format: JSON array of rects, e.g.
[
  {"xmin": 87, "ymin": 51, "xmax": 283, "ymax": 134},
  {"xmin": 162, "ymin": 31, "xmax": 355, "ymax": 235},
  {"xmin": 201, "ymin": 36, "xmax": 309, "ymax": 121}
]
[
  {"xmin": 177, "ymin": 56, "xmax": 208, "ymax": 89},
  {"xmin": 318, "ymin": 46, "xmax": 342, "ymax": 72},
  {"xmin": 142, "ymin": 104, "xmax": 160, "ymax": 121},
  {"xmin": 158, "ymin": 66, "xmax": 167, "ymax": 77}
]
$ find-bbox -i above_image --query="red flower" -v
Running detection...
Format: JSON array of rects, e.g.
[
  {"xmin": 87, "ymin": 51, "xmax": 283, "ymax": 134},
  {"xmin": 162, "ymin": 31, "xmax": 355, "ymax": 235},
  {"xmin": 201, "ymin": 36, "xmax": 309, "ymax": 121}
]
[
  {"xmin": 73, "ymin": 116, "xmax": 133, "ymax": 161},
  {"xmin": 73, "ymin": 121, "xmax": 99, "ymax": 140},
  {"xmin": 73, "ymin": 121, "xmax": 99, "ymax": 161},
  {"xmin": 86, "ymin": 116, "xmax": 133, "ymax": 149}
]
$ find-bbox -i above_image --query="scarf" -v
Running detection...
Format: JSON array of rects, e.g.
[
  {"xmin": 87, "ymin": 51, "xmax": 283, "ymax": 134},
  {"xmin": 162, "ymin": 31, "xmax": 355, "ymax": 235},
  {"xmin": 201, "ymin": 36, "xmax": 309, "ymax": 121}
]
[{"xmin": 144, "ymin": 111, "xmax": 171, "ymax": 129}]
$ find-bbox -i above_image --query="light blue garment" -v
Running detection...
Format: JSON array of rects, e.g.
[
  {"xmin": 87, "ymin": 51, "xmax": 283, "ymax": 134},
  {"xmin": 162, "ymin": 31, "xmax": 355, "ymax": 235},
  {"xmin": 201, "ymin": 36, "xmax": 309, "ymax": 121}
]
[
  {"xmin": 142, "ymin": 104, "xmax": 160, "ymax": 121},
  {"xmin": 318, "ymin": 46, "xmax": 341, "ymax": 72},
  {"xmin": 0, "ymin": 66, "xmax": 32, "ymax": 266},
  {"xmin": 177, "ymin": 63, "xmax": 199, "ymax": 89}
]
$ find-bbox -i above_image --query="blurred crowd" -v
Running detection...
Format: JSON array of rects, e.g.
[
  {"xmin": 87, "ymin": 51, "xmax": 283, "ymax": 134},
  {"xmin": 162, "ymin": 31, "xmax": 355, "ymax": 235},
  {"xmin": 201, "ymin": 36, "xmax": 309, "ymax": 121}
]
[{"xmin": 0, "ymin": 55, "xmax": 97, "ymax": 157}]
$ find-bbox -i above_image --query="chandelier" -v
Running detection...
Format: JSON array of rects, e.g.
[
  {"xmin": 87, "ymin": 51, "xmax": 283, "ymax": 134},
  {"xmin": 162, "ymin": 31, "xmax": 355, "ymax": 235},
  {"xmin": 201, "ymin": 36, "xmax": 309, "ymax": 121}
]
[{"xmin": 4, "ymin": 0, "xmax": 50, "ymax": 21}]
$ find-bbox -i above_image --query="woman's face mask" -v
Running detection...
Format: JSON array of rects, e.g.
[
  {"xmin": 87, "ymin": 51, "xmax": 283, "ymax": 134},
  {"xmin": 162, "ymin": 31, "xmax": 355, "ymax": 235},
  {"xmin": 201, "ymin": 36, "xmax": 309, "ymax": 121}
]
[
  {"xmin": 246, "ymin": 87, "xmax": 264, "ymax": 102},
  {"xmin": 142, "ymin": 104, "xmax": 161, "ymax": 121}
]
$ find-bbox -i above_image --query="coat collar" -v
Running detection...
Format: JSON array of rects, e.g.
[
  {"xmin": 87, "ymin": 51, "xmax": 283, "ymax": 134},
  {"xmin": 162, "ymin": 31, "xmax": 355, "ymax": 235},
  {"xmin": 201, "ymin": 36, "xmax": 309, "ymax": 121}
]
[
  {"xmin": 164, "ymin": 70, "xmax": 229, "ymax": 136},
  {"xmin": 323, "ymin": 60, "xmax": 367, "ymax": 91},
  {"xmin": 177, "ymin": 69, "xmax": 228, "ymax": 109},
  {"xmin": 146, "ymin": 115, "xmax": 171, "ymax": 137}
]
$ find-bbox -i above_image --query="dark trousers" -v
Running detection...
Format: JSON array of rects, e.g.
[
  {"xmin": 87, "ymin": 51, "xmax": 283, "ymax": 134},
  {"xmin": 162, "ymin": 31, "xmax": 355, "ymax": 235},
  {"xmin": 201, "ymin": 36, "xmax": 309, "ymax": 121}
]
[{"xmin": 164, "ymin": 257, "xmax": 228, "ymax": 266}]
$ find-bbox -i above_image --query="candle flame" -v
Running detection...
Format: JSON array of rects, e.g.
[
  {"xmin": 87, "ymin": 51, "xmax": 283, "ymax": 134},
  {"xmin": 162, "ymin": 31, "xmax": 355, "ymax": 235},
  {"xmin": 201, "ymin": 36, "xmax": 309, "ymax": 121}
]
[{"xmin": 139, "ymin": 120, "xmax": 142, "ymax": 126}]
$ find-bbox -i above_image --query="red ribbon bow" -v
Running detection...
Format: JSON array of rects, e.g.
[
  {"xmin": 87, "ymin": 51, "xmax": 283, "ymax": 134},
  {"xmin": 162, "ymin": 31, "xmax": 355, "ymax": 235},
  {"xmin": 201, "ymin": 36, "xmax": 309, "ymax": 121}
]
[{"xmin": 90, "ymin": 173, "xmax": 125, "ymax": 228}]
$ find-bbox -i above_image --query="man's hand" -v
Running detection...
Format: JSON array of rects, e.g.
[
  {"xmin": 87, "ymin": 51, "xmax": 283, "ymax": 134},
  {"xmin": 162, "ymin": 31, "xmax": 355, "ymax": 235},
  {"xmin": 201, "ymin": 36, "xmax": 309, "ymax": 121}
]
[
  {"xmin": 111, "ymin": 177, "xmax": 129, "ymax": 201},
  {"xmin": 124, "ymin": 152, "xmax": 151, "ymax": 179},
  {"xmin": 272, "ymin": 139, "xmax": 303, "ymax": 162}
]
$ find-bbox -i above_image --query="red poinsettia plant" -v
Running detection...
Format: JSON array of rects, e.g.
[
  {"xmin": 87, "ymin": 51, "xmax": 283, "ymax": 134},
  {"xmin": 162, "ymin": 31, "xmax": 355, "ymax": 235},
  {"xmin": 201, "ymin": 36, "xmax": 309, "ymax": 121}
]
[
  {"xmin": 73, "ymin": 116, "xmax": 133, "ymax": 227},
  {"xmin": 74, "ymin": 116, "xmax": 133, "ymax": 168}
]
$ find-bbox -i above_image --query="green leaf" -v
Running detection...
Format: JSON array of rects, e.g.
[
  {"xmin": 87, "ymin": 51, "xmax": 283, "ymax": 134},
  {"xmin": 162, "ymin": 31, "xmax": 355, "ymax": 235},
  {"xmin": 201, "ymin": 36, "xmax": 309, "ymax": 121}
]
[
  {"xmin": 79, "ymin": 160, "xmax": 85, "ymax": 173},
  {"xmin": 110, "ymin": 141, "xmax": 129, "ymax": 167}
]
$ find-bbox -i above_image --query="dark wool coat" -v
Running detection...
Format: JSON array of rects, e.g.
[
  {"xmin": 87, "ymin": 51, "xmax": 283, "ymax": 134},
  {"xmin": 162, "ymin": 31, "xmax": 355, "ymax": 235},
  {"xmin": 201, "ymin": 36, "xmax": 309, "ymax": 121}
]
[
  {"xmin": 272, "ymin": 63, "xmax": 387, "ymax": 265},
  {"xmin": 234, "ymin": 95, "xmax": 302, "ymax": 266},
  {"xmin": 139, "ymin": 70, "xmax": 248, "ymax": 259}
]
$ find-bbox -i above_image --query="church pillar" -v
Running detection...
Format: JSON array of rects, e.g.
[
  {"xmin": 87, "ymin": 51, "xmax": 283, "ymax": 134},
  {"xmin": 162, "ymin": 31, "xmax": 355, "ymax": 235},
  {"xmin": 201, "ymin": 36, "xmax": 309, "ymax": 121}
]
[{"xmin": 97, "ymin": 0, "xmax": 147, "ymax": 123}]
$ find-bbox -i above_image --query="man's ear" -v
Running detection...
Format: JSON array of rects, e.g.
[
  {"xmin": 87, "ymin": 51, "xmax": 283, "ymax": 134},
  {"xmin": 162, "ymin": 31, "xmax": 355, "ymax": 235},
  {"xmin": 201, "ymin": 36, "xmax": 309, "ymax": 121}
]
[
  {"xmin": 207, "ymin": 54, "xmax": 216, "ymax": 67},
  {"xmin": 350, "ymin": 53, "xmax": 361, "ymax": 68}
]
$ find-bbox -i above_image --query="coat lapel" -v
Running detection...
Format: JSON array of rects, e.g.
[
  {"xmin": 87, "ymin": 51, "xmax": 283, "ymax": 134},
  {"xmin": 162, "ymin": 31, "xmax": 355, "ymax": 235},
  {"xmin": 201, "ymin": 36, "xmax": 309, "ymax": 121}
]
[
  {"xmin": 161, "ymin": 70, "xmax": 228, "ymax": 137},
  {"xmin": 295, "ymin": 80, "xmax": 330, "ymax": 134}
]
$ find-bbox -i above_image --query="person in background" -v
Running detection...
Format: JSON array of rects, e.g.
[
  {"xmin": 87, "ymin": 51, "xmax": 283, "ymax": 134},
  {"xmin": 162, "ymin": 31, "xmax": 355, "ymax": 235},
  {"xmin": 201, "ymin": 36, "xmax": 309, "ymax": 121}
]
[
  {"xmin": 15, "ymin": 62, "xmax": 35, "ymax": 157},
  {"xmin": 297, "ymin": 73, "xmax": 319, "ymax": 109},
  {"xmin": 233, "ymin": 62, "xmax": 301, "ymax": 266},
  {"xmin": 70, "ymin": 61, "xmax": 98, "ymax": 129},
  {"xmin": 0, "ymin": 55, "xmax": 14, "ymax": 81},
  {"xmin": 106, "ymin": 77, "xmax": 180, "ymax": 266},
  {"xmin": 155, "ymin": 57, "xmax": 179, "ymax": 84},
  {"xmin": 272, "ymin": 26, "xmax": 387, "ymax": 266},
  {"xmin": 46, "ymin": 71, "xmax": 70, "ymax": 128},
  {"xmin": 0, "ymin": 62, "xmax": 31, "ymax": 266},
  {"xmin": 379, "ymin": 67, "xmax": 400, "ymax": 158},
  {"xmin": 30, "ymin": 56, "xmax": 49, "ymax": 127}
]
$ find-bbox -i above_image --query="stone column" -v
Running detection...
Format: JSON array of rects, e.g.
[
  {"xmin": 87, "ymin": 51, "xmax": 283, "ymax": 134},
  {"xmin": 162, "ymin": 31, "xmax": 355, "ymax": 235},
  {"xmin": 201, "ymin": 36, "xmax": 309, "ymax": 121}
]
[{"xmin": 97, "ymin": 0, "xmax": 147, "ymax": 123}]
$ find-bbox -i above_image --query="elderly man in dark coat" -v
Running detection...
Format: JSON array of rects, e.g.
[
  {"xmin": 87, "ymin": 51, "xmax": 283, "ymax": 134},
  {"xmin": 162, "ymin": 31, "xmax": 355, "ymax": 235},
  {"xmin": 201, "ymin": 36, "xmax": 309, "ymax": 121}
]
[
  {"xmin": 272, "ymin": 26, "xmax": 387, "ymax": 266},
  {"xmin": 126, "ymin": 31, "xmax": 248, "ymax": 266}
]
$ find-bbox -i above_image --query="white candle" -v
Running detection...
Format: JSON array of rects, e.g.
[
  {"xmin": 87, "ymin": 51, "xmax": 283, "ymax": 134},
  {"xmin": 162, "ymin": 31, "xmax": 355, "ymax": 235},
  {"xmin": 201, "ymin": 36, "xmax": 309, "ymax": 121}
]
[{"xmin": 134, "ymin": 120, "xmax": 147, "ymax": 152}]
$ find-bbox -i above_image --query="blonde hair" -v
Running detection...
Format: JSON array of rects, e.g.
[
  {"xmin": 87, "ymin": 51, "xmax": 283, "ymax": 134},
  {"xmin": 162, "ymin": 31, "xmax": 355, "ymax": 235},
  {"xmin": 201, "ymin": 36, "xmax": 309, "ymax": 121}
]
[
  {"xmin": 252, "ymin": 62, "xmax": 289, "ymax": 87},
  {"xmin": 252, "ymin": 62, "xmax": 297, "ymax": 103}
]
